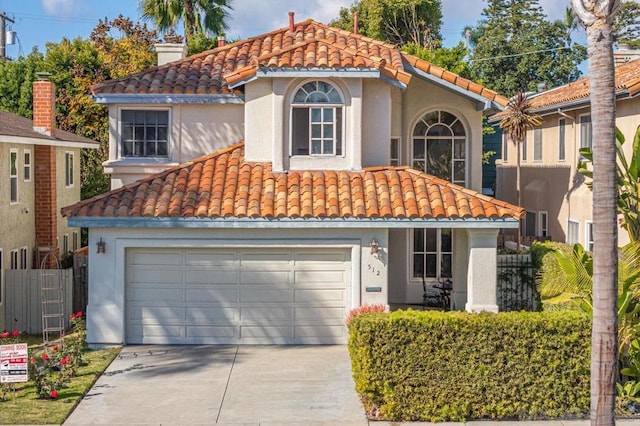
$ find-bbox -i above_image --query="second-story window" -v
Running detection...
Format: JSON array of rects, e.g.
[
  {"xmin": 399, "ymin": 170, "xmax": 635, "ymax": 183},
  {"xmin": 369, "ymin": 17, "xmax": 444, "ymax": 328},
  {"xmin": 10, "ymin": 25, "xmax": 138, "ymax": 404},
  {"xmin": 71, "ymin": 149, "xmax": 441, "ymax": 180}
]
[
  {"xmin": 291, "ymin": 81, "xmax": 343, "ymax": 156},
  {"xmin": 65, "ymin": 151, "xmax": 74, "ymax": 187},
  {"xmin": 121, "ymin": 110, "xmax": 169, "ymax": 157},
  {"xmin": 558, "ymin": 118, "xmax": 566, "ymax": 161},
  {"xmin": 24, "ymin": 149, "xmax": 31, "ymax": 182},
  {"xmin": 580, "ymin": 115, "xmax": 592, "ymax": 150},
  {"xmin": 10, "ymin": 149, "xmax": 18, "ymax": 204},
  {"xmin": 533, "ymin": 128, "xmax": 542, "ymax": 162},
  {"xmin": 412, "ymin": 110, "xmax": 466, "ymax": 185},
  {"xmin": 390, "ymin": 138, "xmax": 400, "ymax": 166}
]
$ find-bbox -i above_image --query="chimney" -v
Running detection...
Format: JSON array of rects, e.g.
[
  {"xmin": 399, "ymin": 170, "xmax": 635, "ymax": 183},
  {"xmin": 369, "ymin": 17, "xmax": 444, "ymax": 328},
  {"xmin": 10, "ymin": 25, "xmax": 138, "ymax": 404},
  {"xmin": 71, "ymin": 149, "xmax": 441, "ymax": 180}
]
[
  {"xmin": 154, "ymin": 43, "xmax": 187, "ymax": 66},
  {"xmin": 354, "ymin": 12, "xmax": 359, "ymax": 35},
  {"xmin": 33, "ymin": 72, "xmax": 55, "ymax": 137},
  {"xmin": 217, "ymin": 36, "xmax": 226, "ymax": 48},
  {"xmin": 289, "ymin": 11, "xmax": 295, "ymax": 32},
  {"xmin": 32, "ymin": 72, "xmax": 58, "ymax": 266}
]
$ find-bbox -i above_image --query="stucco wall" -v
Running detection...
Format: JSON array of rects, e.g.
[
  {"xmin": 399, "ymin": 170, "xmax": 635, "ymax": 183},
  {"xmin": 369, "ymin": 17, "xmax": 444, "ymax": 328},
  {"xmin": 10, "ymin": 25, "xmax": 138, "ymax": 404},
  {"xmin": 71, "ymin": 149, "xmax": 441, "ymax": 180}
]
[
  {"xmin": 361, "ymin": 79, "xmax": 391, "ymax": 167},
  {"xmin": 85, "ymin": 227, "xmax": 388, "ymax": 345},
  {"xmin": 56, "ymin": 147, "xmax": 81, "ymax": 255}
]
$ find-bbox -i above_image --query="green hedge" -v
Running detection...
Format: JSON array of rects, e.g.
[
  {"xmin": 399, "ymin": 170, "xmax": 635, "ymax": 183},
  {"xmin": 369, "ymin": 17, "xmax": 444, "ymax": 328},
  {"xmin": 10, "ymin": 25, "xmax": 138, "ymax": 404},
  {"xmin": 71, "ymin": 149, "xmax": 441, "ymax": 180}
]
[{"xmin": 348, "ymin": 310, "xmax": 590, "ymax": 422}]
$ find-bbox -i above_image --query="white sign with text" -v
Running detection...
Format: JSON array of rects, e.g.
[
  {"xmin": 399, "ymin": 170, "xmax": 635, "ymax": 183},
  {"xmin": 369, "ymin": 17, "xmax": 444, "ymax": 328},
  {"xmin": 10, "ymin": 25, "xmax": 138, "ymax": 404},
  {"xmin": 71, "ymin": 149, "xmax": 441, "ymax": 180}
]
[{"xmin": 0, "ymin": 343, "xmax": 28, "ymax": 383}]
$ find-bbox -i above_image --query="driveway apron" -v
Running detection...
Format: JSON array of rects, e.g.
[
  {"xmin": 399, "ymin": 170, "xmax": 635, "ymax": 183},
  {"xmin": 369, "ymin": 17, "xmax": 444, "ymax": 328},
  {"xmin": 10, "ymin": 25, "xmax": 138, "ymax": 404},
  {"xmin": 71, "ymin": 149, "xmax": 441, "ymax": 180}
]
[{"xmin": 63, "ymin": 345, "xmax": 367, "ymax": 425}]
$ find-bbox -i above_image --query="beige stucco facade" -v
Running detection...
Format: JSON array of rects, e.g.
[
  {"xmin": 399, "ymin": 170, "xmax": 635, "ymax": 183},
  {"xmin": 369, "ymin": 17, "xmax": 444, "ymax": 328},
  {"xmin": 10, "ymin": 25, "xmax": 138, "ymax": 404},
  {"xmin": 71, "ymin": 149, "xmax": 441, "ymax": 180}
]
[{"xmin": 496, "ymin": 96, "xmax": 640, "ymax": 247}]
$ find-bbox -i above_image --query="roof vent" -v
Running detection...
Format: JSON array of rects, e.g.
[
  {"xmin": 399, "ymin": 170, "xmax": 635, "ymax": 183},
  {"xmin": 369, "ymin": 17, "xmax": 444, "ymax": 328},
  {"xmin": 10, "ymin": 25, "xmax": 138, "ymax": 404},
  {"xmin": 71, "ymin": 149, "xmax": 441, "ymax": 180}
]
[
  {"xmin": 288, "ymin": 11, "xmax": 295, "ymax": 33},
  {"xmin": 537, "ymin": 82, "xmax": 547, "ymax": 92},
  {"xmin": 354, "ymin": 12, "xmax": 359, "ymax": 35}
]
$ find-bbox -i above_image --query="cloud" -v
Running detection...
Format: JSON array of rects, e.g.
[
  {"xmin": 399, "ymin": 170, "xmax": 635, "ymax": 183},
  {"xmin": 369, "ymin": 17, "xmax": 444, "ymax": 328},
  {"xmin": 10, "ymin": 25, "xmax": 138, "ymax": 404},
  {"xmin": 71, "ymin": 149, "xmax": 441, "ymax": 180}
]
[{"xmin": 41, "ymin": 0, "xmax": 77, "ymax": 16}]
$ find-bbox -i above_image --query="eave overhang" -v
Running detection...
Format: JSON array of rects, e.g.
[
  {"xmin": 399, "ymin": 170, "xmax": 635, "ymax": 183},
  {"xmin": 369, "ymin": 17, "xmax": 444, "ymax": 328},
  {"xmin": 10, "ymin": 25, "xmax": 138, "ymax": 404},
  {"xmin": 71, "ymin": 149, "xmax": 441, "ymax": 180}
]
[
  {"xmin": 91, "ymin": 93, "xmax": 245, "ymax": 105},
  {"xmin": 0, "ymin": 135, "xmax": 99, "ymax": 149},
  {"xmin": 67, "ymin": 216, "xmax": 519, "ymax": 229}
]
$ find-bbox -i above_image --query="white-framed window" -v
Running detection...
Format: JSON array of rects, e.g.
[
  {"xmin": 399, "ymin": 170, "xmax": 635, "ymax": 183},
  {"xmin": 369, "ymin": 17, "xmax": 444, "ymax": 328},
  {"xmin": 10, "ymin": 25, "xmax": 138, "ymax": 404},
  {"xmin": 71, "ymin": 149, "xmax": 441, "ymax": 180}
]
[
  {"xmin": 62, "ymin": 234, "xmax": 69, "ymax": 253},
  {"xmin": 580, "ymin": 114, "xmax": 592, "ymax": 150},
  {"xmin": 539, "ymin": 211, "xmax": 549, "ymax": 237},
  {"xmin": 412, "ymin": 110, "xmax": 466, "ymax": 185},
  {"xmin": 65, "ymin": 151, "xmax": 74, "ymax": 187},
  {"xmin": 533, "ymin": 128, "xmax": 542, "ymax": 162},
  {"xmin": 411, "ymin": 228, "xmax": 453, "ymax": 280},
  {"xmin": 291, "ymin": 81, "xmax": 344, "ymax": 156},
  {"xmin": 567, "ymin": 219, "xmax": 580, "ymax": 245},
  {"xmin": 585, "ymin": 221, "xmax": 594, "ymax": 251},
  {"xmin": 522, "ymin": 135, "xmax": 528, "ymax": 162},
  {"xmin": 524, "ymin": 211, "xmax": 536, "ymax": 237},
  {"xmin": 72, "ymin": 231, "xmax": 79, "ymax": 251},
  {"xmin": 10, "ymin": 249, "xmax": 18, "ymax": 270},
  {"xmin": 390, "ymin": 137, "xmax": 400, "ymax": 166},
  {"xmin": 120, "ymin": 109, "xmax": 169, "ymax": 157},
  {"xmin": 502, "ymin": 132, "xmax": 508, "ymax": 163},
  {"xmin": 23, "ymin": 149, "xmax": 32, "ymax": 182},
  {"xmin": 558, "ymin": 118, "xmax": 566, "ymax": 161},
  {"xmin": 10, "ymin": 148, "xmax": 18, "ymax": 204},
  {"xmin": 20, "ymin": 247, "xmax": 28, "ymax": 269}
]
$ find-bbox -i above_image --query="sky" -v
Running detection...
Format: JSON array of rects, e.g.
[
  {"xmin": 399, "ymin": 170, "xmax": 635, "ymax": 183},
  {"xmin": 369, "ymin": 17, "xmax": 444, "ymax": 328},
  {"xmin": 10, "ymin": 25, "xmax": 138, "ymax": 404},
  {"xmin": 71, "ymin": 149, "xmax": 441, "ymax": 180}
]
[{"xmin": 0, "ymin": 0, "xmax": 581, "ymax": 59}]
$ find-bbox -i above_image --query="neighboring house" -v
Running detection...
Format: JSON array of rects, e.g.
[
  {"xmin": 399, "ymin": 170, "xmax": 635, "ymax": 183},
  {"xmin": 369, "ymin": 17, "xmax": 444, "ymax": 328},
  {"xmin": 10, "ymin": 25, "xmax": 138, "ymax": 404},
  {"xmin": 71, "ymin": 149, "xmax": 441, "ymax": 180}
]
[
  {"xmin": 493, "ymin": 57, "xmax": 640, "ymax": 248},
  {"xmin": 62, "ymin": 16, "xmax": 522, "ymax": 346},
  {"xmin": 0, "ymin": 73, "xmax": 99, "ymax": 331}
]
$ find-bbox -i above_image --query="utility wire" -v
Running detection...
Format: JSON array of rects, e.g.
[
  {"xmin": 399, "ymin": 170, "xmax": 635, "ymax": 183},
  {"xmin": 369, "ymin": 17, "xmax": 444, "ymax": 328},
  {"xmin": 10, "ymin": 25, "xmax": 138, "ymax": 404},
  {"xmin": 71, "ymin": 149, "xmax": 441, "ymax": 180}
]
[{"xmin": 470, "ymin": 46, "xmax": 573, "ymax": 62}]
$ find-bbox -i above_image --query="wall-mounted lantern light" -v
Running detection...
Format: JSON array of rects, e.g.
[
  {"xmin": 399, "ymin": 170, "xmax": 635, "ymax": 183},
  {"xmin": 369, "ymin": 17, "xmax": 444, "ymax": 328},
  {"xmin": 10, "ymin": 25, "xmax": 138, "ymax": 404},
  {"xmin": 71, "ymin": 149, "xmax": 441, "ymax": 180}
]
[
  {"xmin": 96, "ymin": 238, "xmax": 106, "ymax": 254},
  {"xmin": 370, "ymin": 239, "xmax": 379, "ymax": 255}
]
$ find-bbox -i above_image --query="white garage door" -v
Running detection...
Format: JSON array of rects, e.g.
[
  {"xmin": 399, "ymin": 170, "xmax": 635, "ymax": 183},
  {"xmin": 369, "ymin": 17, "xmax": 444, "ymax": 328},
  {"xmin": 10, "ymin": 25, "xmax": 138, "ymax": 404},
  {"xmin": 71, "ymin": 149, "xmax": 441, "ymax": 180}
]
[{"xmin": 126, "ymin": 248, "xmax": 351, "ymax": 344}]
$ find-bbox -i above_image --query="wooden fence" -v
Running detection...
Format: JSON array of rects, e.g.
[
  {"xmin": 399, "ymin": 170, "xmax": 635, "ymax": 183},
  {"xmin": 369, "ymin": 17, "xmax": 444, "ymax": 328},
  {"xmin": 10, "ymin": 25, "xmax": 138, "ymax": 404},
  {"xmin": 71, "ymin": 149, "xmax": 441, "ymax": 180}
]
[{"xmin": 4, "ymin": 268, "xmax": 73, "ymax": 334}]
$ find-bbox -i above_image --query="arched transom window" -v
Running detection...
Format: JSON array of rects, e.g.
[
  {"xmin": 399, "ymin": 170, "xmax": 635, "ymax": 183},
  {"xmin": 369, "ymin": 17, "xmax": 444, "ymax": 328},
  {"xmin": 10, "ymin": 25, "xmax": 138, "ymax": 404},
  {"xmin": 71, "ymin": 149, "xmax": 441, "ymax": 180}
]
[
  {"xmin": 412, "ymin": 110, "xmax": 466, "ymax": 185},
  {"xmin": 291, "ymin": 81, "xmax": 344, "ymax": 156}
]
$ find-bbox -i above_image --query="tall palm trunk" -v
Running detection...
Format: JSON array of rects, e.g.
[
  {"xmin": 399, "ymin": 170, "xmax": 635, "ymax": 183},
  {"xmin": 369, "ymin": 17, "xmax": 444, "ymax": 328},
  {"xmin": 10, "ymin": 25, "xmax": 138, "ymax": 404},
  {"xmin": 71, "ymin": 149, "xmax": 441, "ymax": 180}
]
[
  {"xmin": 516, "ymin": 141, "xmax": 521, "ymax": 248},
  {"xmin": 570, "ymin": 1, "xmax": 620, "ymax": 425}
]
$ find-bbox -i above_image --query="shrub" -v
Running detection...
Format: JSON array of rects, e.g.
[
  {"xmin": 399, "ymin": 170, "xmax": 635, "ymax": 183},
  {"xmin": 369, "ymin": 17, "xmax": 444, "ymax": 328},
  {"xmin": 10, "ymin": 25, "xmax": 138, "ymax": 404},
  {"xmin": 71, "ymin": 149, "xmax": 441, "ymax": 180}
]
[
  {"xmin": 348, "ymin": 310, "xmax": 590, "ymax": 422},
  {"xmin": 345, "ymin": 304, "xmax": 386, "ymax": 325}
]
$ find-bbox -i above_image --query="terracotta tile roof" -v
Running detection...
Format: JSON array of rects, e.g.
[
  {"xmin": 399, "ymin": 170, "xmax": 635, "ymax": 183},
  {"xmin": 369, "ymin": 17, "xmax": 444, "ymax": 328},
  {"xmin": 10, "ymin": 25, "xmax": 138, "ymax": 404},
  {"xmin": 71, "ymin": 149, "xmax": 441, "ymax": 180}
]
[
  {"xmin": 0, "ymin": 110, "xmax": 99, "ymax": 145},
  {"xmin": 90, "ymin": 19, "xmax": 504, "ymax": 106},
  {"xmin": 492, "ymin": 58, "xmax": 640, "ymax": 120},
  {"xmin": 62, "ymin": 142, "xmax": 523, "ymax": 221}
]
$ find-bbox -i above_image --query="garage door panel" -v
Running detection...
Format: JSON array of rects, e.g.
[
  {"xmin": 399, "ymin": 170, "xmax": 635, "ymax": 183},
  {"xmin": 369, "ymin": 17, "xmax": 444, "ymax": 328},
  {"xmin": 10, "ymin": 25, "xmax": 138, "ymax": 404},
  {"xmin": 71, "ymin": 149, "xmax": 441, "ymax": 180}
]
[
  {"xmin": 240, "ymin": 270, "xmax": 290, "ymax": 285},
  {"xmin": 185, "ymin": 251, "xmax": 238, "ymax": 266},
  {"xmin": 128, "ymin": 287, "xmax": 183, "ymax": 302},
  {"xmin": 128, "ymin": 305, "xmax": 185, "ymax": 322},
  {"xmin": 186, "ymin": 270, "xmax": 237, "ymax": 284},
  {"xmin": 295, "ymin": 289, "xmax": 345, "ymax": 303},
  {"xmin": 128, "ymin": 269, "xmax": 182, "ymax": 285},
  {"xmin": 128, "ymin": 251, "xmax": 183, "ymax": 266},
  {"xmin": 187, "ymin": 326, "xmax": 237, "ymax": 338},
  {"xmin": 294, "ymin": 307, "xmax": 344, "ymax": 322},
  {"xmin": 240, "ymin": 306, "xmax": 292, "ymax": 322},
  {"xmin": 126, "ymin": 247, "xmax": 350, "ymax": 344},
  {"xmin": 240, "ymin": 287, "xmax": 292, "ymax": 303},
  {"xmin": 295, "ymin": 325, "xmax": 347, "ymax": 338},
  {"xmin": 186, "ymin": 288, "xmax": 238, "ymax": 304},
  {"xmin": 186, "ymin": 307, "xmax": 237, "ymax": 323}
]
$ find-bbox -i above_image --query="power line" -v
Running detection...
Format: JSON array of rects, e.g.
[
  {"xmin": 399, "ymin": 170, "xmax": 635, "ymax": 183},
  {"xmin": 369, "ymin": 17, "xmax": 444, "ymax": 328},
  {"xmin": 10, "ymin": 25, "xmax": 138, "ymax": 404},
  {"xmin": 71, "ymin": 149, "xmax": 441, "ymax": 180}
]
[{"xmin": 470, "ymin": 46, "xmax": 574, "ymax": 62}]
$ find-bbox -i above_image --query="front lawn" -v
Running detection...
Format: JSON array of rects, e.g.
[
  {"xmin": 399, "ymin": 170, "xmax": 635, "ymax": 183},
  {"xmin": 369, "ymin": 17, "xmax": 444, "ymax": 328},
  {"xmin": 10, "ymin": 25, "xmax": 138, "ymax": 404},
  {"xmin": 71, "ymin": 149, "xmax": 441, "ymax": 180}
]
[{"xmin": 0, "ymin": 336, "xmax": 120, "ymax": 425}]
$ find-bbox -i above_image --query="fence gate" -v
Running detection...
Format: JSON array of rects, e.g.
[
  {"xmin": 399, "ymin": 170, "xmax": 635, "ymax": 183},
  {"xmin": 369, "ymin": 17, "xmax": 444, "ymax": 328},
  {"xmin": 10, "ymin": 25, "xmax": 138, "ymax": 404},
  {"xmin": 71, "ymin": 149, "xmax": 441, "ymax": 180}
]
[{"xmin": 497, "ymin": 254, "xmax": 541, "ymax": 312}]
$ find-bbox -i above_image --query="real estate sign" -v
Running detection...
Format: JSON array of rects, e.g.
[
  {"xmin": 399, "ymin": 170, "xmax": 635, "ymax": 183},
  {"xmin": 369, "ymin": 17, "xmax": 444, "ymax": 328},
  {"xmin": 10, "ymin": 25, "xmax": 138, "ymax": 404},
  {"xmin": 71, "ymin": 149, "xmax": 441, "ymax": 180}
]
[{"xmin": 0, "ymin": 343, "xmax": 28, "ymax": 383}]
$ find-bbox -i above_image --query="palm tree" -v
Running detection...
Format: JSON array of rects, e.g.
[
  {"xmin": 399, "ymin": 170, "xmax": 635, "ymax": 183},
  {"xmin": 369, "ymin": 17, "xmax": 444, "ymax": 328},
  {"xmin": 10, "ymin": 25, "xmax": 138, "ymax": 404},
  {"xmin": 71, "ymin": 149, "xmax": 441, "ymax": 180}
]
[
  {"xmin": 499, "ymin": 90, "xmax": 542, "ymax": 245},
  {"xmin": 569, "ymin": 1, "xmax": 621, "ymax": 425},
  {"xmin": 141, "ymin": 0, "xmax": 232, "ymax": 42}
]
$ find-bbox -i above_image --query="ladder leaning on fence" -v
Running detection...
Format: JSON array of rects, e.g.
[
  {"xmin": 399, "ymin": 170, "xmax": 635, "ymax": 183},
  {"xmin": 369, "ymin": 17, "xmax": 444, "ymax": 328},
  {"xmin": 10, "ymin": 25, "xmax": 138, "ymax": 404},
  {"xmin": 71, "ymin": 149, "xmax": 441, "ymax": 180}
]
[{"xmin": 39, "ymin": 250, "xmax": 65, "ymax": 345}]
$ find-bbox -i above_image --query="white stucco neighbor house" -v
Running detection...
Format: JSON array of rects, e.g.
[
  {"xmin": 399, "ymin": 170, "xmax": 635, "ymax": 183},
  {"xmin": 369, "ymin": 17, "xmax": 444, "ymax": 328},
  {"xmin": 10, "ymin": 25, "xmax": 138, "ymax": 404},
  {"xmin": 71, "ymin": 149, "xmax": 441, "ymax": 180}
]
[{"xmin": 62, "ymin": 15, "xmax": 522, "ymax": 345}]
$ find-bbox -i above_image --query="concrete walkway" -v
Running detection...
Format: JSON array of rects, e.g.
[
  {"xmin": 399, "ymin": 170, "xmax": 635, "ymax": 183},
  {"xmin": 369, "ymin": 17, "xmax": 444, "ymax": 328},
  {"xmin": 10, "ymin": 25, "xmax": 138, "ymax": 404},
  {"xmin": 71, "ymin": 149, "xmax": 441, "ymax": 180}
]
[{"xmin": 62, "ymin": 345, "xmax": 640, "ymax": 426}]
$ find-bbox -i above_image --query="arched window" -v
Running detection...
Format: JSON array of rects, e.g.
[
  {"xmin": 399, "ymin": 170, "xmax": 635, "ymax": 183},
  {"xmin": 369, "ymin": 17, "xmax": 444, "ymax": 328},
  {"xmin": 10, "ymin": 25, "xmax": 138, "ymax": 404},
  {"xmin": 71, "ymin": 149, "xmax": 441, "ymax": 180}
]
[
  {"xmin": 412, "ymin": 110, "xmax": 466, "ymax": 185},
  {"xmin": 291, "ymin": 81, "xmax": 344, "ymax": 156}
]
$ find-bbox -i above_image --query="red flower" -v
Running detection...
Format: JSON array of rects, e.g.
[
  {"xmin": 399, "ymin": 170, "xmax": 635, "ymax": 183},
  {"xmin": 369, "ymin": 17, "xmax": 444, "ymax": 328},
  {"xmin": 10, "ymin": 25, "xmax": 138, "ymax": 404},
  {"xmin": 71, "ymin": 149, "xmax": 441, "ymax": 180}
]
[
  {"xmin": 12, "ymin": 330, "xmax": 19, "ymax": 337},
  {"xmin": 50, "ymin": 390, "xmax": 58, "ymax": 399},
  {"xmin": 76, "ymin": 311, "xmax": 83, "ymax": 318},
  {"xmin": 52, "ymin": 345, "xmax": 59, "ymax": 351},
  {"xmin": 0, "ymin": 332, "xmax": 8, "ymax": 339},
  {"xmin": 30, "ymin": 357, "xmax": 36, "ymax": 364},
  {"xmin": 70, "ymin": 313, "xmax": 76, "ymax": 320},
  {"xmin": 60, "ymin": 357, "xmax": 70, "ymax": 365},
  {"xmin": 42, "ymin": 353, "xmax": 49, "ymax": 361}
]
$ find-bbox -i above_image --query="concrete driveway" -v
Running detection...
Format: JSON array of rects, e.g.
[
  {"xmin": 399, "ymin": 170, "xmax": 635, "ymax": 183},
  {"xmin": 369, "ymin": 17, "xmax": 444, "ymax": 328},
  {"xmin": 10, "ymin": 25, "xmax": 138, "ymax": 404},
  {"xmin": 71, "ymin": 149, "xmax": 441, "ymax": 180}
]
[{"xmin": 63, "ymin": 345, "xmax": 367, "ymax": 425}]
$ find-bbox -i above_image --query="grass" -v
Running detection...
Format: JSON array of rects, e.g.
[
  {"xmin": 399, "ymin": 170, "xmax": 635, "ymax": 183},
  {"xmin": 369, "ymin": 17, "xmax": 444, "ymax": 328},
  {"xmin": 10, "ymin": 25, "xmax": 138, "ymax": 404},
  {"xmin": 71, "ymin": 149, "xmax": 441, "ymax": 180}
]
[{"xmin": 0, "ymin": 335, "xmax": 120, "ymax": 425}]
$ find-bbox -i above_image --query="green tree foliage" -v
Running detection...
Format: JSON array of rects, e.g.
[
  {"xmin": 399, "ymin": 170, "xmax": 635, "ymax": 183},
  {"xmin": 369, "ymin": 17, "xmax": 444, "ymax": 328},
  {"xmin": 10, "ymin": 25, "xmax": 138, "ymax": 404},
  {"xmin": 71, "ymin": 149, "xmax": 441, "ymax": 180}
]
[
  {"xmin": 330, "ymin": 0, "xmax": 442, "ymax": 48},
  {"xmin": 0, "ymin": 49, "xmax": 45, "ymax": 118},
  {"xmin": 402, "ymin": 41, "xmax": 471, "ymax": 77},
  {"xmin": 469, "ymin": 0, "xmax": 587, "ymax": 94},
  {"xmin": 141, "ymin": 0, "xmax": 232, "ymax": 42},
  {"xmin": 614, "ymin": 0, "xmax": 640, "ymax": 49}
]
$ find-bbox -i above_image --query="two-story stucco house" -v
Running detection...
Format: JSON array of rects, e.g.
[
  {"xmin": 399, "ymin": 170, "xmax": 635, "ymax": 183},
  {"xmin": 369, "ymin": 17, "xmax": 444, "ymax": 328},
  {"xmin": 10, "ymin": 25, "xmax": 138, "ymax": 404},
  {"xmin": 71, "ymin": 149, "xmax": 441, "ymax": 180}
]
[
  {"xmin": 0, "ymin": 73, "xmax": 98, "ymax": 331},
  {"xmin": 62, "ymin": 16, "xmax": 522, "ymax": 345},
  {"xmin": 493, "ymin": 57, "xmax": 640, "ymax": 248}
]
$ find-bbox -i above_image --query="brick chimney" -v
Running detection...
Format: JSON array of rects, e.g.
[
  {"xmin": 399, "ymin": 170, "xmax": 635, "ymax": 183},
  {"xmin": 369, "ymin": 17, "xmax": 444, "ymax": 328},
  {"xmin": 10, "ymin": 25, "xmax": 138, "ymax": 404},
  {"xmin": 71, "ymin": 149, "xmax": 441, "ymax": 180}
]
[{"xmin": 33, "ymin": 72, "xmax": 59, "ymax": 266}]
